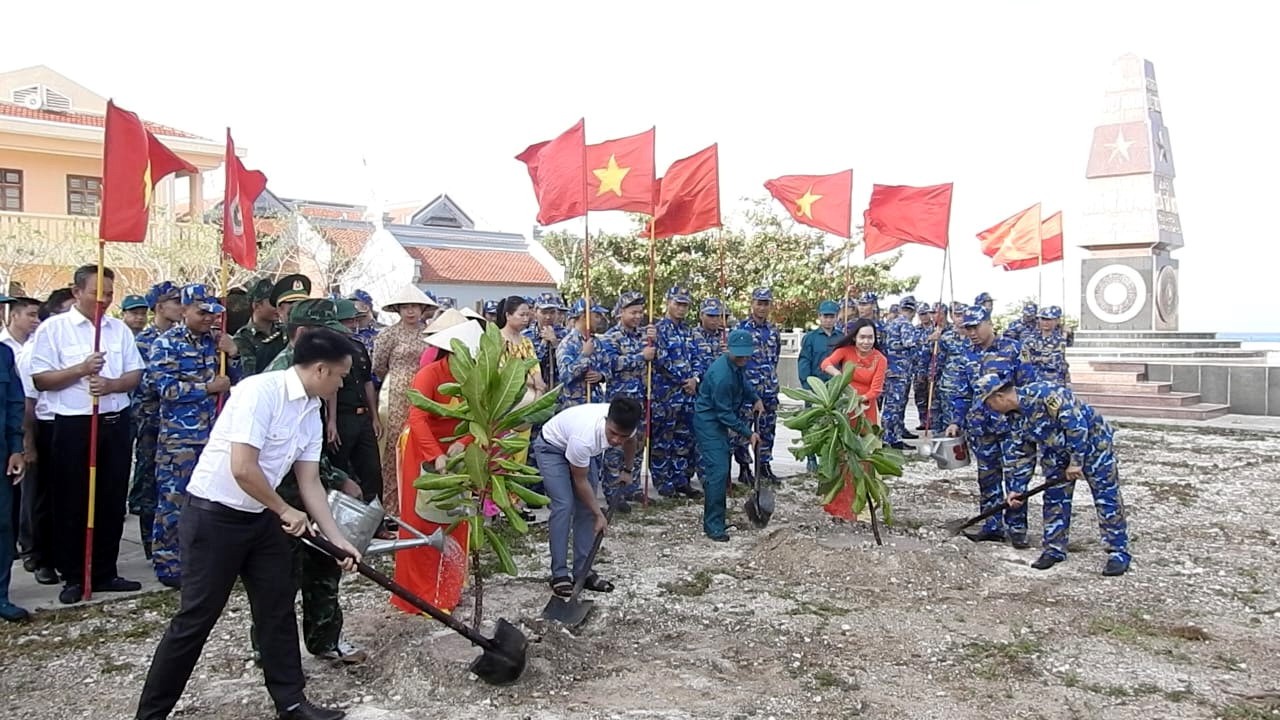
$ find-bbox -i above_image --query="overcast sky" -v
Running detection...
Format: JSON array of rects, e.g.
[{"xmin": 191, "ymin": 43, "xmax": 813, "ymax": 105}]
[{"xmin": 5, "ymin": 1, "xmax": 1273, "ymax": 331}]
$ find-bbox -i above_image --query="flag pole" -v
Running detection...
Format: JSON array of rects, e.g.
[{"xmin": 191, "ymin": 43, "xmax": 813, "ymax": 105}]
[
  {"xmin": 216, "ymin": 252, "xmax": 229, "ymax": 412},
  {"xmin": 1037, "ymin": 243, "xmax": 1044, "ymax": 306},
  {"xmin": 83, "ymin": 240, "xmax": 106, "ymax": 601},
  {"xmin": 583, "ymin": 216, "xmax": 592, "ymax": 402},
  {"xmin": 641, "ymin": 221, "xmax": 656, "ymax": 508}
]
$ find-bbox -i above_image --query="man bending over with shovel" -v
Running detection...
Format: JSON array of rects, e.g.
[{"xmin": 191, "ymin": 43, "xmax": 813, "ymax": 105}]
[
  {"xmin": 978, "ymin": 374, "xmax": 1131, "ymax": 577},
  {"xmin": 695, "ymin": 329, "xmax": 763, "ymax": 542},
  {"xmin": 532, "ymin": 397, "xmax": 642, "ymax": 598}
]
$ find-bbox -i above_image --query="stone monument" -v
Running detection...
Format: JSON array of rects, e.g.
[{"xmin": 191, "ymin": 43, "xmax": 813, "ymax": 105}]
[{"xmin": 1079, "ymin": 54, "xmax": 1181, "ymax": 331}]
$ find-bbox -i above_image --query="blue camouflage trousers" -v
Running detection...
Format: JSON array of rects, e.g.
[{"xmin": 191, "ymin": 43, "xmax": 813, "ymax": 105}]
[
  {"xmin": 881, "ymin": 377, "xmax": 910, "ymax": 444},
  {"xmin": 152, "ymin": 440, "xmax": 206, "ymax": 582},
  {"xmin": 1040, "ymin": 449, "xmax": 1131, "ymax": 564},
  {"xmin": 733, "ymin": 393, "xmax": 778, "ymax": 465},
  {"xmin": 604, "ymin": 411, "xmax": 646, "ymax": 500},
  {"xmin": 970, "ymin": 432, "xmax": 1036, "ymax": 536},
  {"xmin": 650, "ymin": 394, "xmax": 696, "ymax": 494}
]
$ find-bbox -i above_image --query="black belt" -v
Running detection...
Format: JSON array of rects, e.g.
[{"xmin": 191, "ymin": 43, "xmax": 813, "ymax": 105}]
[{"xmin": 186, "ymin": 495, "xmax": 266, "ymax": 521}]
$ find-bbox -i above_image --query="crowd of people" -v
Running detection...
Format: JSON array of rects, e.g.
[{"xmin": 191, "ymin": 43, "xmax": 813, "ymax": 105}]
[{"xmin": 0, "ymin": 266, "xmax": 1134, "ymax": 719}]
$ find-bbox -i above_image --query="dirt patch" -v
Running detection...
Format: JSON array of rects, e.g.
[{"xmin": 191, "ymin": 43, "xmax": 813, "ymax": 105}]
[{"xmin": 2, "ymin": 424, "xmax": 1279, "ymax": 719}]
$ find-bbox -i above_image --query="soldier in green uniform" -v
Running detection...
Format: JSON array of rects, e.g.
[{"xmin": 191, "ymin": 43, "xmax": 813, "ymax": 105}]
[
  {"xmin": 330, "ymin": 299, "xmax": 382, "ymax": 503},
  {"xmin": 231, "ymin": 277, "xmax": 284, "ymax": 378},
  {"xmin": 251, "ymin": 298, "xmax": 368, "ymax": 665}
]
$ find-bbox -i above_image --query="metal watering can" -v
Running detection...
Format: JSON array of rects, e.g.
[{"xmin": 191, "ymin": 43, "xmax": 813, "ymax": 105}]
[
  {"xmin": 916, "ymin": 435, "xmax": 972, "ymax": 470},
  {"xmin": 327, "ymin": 490, "xmax": 446, "ymax": 557}
]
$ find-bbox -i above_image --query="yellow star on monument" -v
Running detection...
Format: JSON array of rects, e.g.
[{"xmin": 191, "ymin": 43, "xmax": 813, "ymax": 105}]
[
  {"xmin": 142, "ymin": 161, "xmax": 153, "ymax": 210},
  {"xmin": 593, "ymin": 154, "xmax": 631, "ymax": 197},
  {"xmin": 795, "ymin": 186, "xmax": 822, "ymax": 218}
]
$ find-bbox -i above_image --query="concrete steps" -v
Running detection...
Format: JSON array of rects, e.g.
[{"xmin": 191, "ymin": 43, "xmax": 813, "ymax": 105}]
[
  {"xmin": 1089, "ymin": 402, "xmax": 1230, "ymax": 421},
  {"xmin": 1068, "ymin": 362, "xmax": 1230, "ymax": 421},
  {"xmin": 1065, "ymin": 330, "xmax": 1268, "ymax": 363},
  {"xmin": 1072, "ymin": 381, "xmax": 1172, "ymax": 395},
  {"xmin": 1076, "ymin": 391, "xmax": 1200, "ymax": 408}
]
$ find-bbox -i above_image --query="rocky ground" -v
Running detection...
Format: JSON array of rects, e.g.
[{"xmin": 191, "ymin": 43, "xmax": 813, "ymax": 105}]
[{"xmin": 2, "ymin": 423, "xmax": 1279, "ymax": 720}]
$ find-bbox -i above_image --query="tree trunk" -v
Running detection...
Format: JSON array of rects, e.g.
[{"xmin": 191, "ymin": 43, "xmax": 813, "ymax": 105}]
[
  {"xmin": 470, "ymin": 546, "xmax": 484, "ymax": 632},
  {"xmin": 867, "ymin": 496, "xmax": 883, "ymax": 546}
]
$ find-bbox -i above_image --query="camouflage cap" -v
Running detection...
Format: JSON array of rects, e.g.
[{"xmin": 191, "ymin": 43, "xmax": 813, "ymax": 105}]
[
  {"xmin": 1038, "ymin": 305, "xmax": 1063, "ymax": 320},
  {"xmin": 146, "ymin": 281, "xmax": 180, "ymax": 309},
  {"xmin": 615, "ymin": 291, "xmax": 645, "ymax": 314},
  {"xmin": 976, "ymin": 372, "xmax": 1009, "ymax": 402},
  {"xmin": 287, "ymin": 298, "xmax": 349, "ymax": 334},
  {"xmin": 974, "ymin": 291, "xmax": 994, "ymax": 304},
  {"xmin": 482, "ymin": 299, "xmax": 499, "ymax": 315},
  {"xmin": 700, "ymin": 298, "xmax": 724, "ymax": 316},
  {"xmin": 858, "ymin": 292, "xmax": 877, "ymax": 305},
  {"xmin": 333, "ymin": 298, "xmax": 361, "ymax": 321},
  {"xmin": 666, "ymin": 286, "xmax": 692, "ymax": 304},
  {"xmin": 751, "ymin": 287, "xmax": 773, "ymax": 302},
  {"xmin": 249, "ymin": 277, "xmax": 275, "ymax": 303},
  {"xmin": 348, "ymin": 289, "xmax": 374, "ymax": 307},
  {"xmin": 180, "ymin": 284, "xmax": 226, "ymax": 314},
  {"xmin": 961, "ymin": 305, "xmax": 990, "ymax": 327},
  {"xmin": 1022, "ymin": 302, "xmax": 1039, "ymax": 315},
  {"xmin": 899, "ymin": 295, "xmax": 918, "ymax": 310}
]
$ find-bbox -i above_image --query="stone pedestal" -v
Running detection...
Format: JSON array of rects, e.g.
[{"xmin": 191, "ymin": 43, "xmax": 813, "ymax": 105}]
[{"xmin": 1079, "ymin": 54, "xmax": 1182, "ymax": 331}]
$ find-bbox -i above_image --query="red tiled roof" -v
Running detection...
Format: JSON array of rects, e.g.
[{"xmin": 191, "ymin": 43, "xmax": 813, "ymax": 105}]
[
  {"xmin": 318, "ymin": 225, "xmax": 375, "ymax": 257},
  {"xmin": 0, "ymin": 101, "xmax": 208, "ymax": 140},
  {"xmin": 298, "ymin": 205, "xmax": 366, "ymax": 221},
  {"xmin": 404, "ymin": 246, "xmax": 556, "ymax": 286}
]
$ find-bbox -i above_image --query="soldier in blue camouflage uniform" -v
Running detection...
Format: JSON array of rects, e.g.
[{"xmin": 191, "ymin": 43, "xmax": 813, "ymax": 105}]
[
  {"xmin": 912, "ymin": 302, "xmax": 942, "ymax": 432},
  {"xmin": 128, "ymin": 281, "xmax": 182, "ymax": 558},
  {"xmin": 1003, "ymin": 302, "xmax": 1038, "ymax": 342},
  {"xmin": 980, "ymin": 376, "xmax": 1131, "ymax": 576},
  {"xmin": 348, "ymin": 289, "xmax": 383, "ymax": 388},
  {"xmin": 734, "ymin": 288, "xmax": 782, "ymax": 483},
  {"xmin": 974, "ymin": 292, "xmax": 994, "ymax": 315},
  {"xmin": 149, "ymin": 285, "xmax": 231, "ymax": 587},
  {"xmin": 691, "ymin": 298, "xmax": 726, "ymax": 377},
  {"xmin": 798, "ymin": 300, "xmax": 843, "ymax": 471},
  {"xmin": 937, "ymin": 302, "xmax": 975, "ymax": 434},
  {"xmin": 482, "ymin": 299, "xmax": 499, "ymax": 324},
  {"xmin": 599, "ymin": 291, "xmax": 655, "ymax": 511},
  {"xmin": 881, "ymin": 295, "xmax": 919, "ymax": 449},
  {"xmin": 525, "ymin": 292, "xmax": 569, "ymax": 390},
  {"xmin": 1023, "ymin": 306, "xmax": 1071, "ymax": 383},
  {"xmin": 650, "ymin": 286, "xmax": 702, "ymax": 499},
  {"xmin": 555, "ymin": 299, "xmax": 609, "ymax": 410},
  {"xmin": 945, "ymin": 306, "xmax": 1037, "ymax": 547}
]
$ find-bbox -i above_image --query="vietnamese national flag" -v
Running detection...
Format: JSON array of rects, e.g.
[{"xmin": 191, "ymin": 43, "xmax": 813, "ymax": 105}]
[
  {"xmin": 652, "ymin": 144, "xmax": 720, "ymax": 239},
  {"xmin": 515, "ymin": 119, "xmax": 587, "ymax": 225},
  {"xmin": 763, "ymin": 170, "xmax": 853, "ymax": 238},
  {"xmin": 222, "ymin": 130, "xmax": 268, "ymax": 270},
  {"xmin": 977, "ymin": 203, "xmax": 1042, "ymax": 266},
  {"xmin": 1003, "ymin": 211, "xmax": 1063, "ymax": 270},
  {"xmin": 587, "ymin": 128, "xmax": 655, "ymax": 214},
  {"xmin": 862, "ymin": 183, "xmax": 953, "ymax": 257},
  {"xmin": 99, "ymin": 100, "xmax": 198, "ymax": 242}
]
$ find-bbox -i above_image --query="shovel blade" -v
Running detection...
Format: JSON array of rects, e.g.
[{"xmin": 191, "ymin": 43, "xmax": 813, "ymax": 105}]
[
  {"xmin": 467, "ymin": 618, "xmax": 528, "ymax": 686},
  {"xmin": 541, "ymin": 595, "xmax": 595, "ymax": 627},
  {"xmin": 744, "ymin": 492, "xmax": 772, "ymax": 529}
]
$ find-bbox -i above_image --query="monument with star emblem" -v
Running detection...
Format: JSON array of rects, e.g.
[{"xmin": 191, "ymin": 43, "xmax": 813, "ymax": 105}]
[{"xmin": 1078, "ymin": 54, "xmax": 1181, "ymax": 331}]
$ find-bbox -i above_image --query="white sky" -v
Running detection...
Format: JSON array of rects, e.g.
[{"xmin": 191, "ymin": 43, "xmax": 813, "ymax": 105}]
[{"xmin": 6, "ymin": 1, "xmax": 1275, "ymax": 331}]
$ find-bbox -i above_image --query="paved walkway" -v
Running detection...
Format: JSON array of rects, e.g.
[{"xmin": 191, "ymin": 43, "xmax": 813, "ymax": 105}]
[{"xmin": 8, "ymin": 518, "xmax": 165, "ymax": 614}]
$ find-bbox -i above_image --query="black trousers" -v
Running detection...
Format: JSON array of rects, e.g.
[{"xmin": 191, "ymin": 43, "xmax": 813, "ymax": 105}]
[
  {"xmin": 18, "ymin": 419, "xmax": 55, "ymax": 568},
  {"xmin": 136, "ymin": 497, "xmax": 305, "ymax": 719},
  {"xmin": 50, "ymin": 411, "xmax": 131, "ymax": 586},
  {"xmin": 332, "ymin": 409, "xmax": 382, "ymax": 503}
]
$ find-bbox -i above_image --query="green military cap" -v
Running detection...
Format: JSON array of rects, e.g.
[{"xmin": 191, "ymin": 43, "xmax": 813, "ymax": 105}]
[
  {"xmin": 333, "ymin": 298, "xmax": 360, "ymax": 321},
  {"xmin": 271, "ymin": 273, "xmax": 312, "ymax": 306},
  {"xmin": 249, "ymin": 277, "xmax": 275, "ymax": 302},
  {"xmin": 287, "ymin": 298, "xmax": 350, "ymax": 334}
]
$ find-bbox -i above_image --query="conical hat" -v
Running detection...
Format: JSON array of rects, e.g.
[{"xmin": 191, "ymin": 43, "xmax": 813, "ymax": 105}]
[
  {"xmin": 424, "ymin": 308, "xmax": 469, "ymax": 335},
  {"xmin": 426, "ymin": 319, "xmax": 483, "ymax": 354},
  {"xmin": 381, "ymin": 284, "xmax": 439, "ymax": 313},
  {"xmin": 459, "ymin": 307, "xmax": 485, "ymax": 322}
]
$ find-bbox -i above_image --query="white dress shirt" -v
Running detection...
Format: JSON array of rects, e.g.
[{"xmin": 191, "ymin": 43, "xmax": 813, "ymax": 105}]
[
  {"xmin": 15, "ymin": 343, "xmax": 51, "ymax": 421},
  {"xmin": 186, "ymin": 368, "xmax": 323, "ymax": 513},
  {"xmin": 28, "ymin": 306, "xmax": 144, "ymax": 416},
  {"xmin": 539, "ymin": 403, "xmax": 612, "ymax": 468},
  {"xmin": 0, "ymin": 328, "xmax": 23, "ymax": 357}
]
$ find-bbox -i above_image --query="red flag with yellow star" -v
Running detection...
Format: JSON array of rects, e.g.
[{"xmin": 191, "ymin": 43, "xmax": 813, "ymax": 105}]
[
  {"xmin": 764, "ymin": 170, "xmax": 853, "ymax": 237},
  {"xmin": 977, "ymin": 203, "xmax": 1042, "ymax": 267},
  {"xmin": 222, "ymin": 130, "xmax": 268, "ymax": 270},
  {"xmin": 99, "ymin": 100, "xmax": 198, "ymax": 242},
  {"xmin": 652, "ymin": 144, "xmax": 720, "ymax": 239},
  {"xmin": 586, "ymin": 128, "xmax": 655, "ymax": 213},
  {"xmin": 515, "ymin": 119, "xmax": 587, "ymax": 225}
]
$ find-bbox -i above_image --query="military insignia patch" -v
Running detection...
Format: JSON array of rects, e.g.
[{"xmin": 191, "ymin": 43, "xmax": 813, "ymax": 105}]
[{"xmin": 1046, "ymin": 393, "xmax": 1062, "ymax": 417}]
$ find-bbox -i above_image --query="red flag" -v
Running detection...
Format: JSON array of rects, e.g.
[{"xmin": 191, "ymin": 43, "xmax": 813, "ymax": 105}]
[
  {"xmin": 587, "ymin": 128, "xmax": 655, "ymax": 214},
  {"xmin": 977, "ymin": 203, "xmax": 1042, "ymax": 266},
  {"xmin": 1003, "ymin": 211, "xmax": 1063, "ymax": 270},
  {"xmin": 652, "ymin": 144, "xmax": 720, "ymax": 239},
  {"xmin": 763, "ymin": 170, "xmax": 852, "ymax": 238},
  {"xmin": 99, "ymin": 100, "xmax": 198, "ymax": 242},
  {"xmin": 222, "ymin": 130, "xmax": 268, "ymax": 270},
  {"xmin": 862, "ymin": 183, "xmax": 953, "ymax": 257},
  {"xmin": 515, "ymin": 119, "xmax": 587, "ymax": 225}
]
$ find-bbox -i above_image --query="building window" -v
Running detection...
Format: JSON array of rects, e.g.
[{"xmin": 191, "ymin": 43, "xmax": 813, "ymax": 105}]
[
  {"xmin": 0, "ymin": 169, "xmax": 21, "ymax": 212},
  {"xmin": 67, "ymin": 175, "xmax": 102, "ymax": 216}
]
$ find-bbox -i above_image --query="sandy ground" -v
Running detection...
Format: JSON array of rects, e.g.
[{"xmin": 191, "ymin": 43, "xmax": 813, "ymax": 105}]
[{"xmin": 2, "ymin": 422, "xmax": 1279, "ymax": 720}]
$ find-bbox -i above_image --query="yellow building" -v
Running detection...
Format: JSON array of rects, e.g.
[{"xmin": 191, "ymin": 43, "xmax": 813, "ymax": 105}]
[{"xmin": 0, "ymin": 65, "xmax": 225, "ymax": 297}]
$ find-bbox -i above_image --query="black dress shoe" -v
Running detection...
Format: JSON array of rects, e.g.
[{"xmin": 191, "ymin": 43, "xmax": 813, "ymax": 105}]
[
  {"xmin": 158, "ymin": 577, "xmax": 181, "ymax": 589},
  {"xmin": 1031, "ymin": 553, "xmax": 1063, "ymax": 570},
  {"xmin": 92, "ymin": 577, "xmax": 142, "ymax": 593},
  {"xmin": 890, "ymin": 442, "xmax": 909, "ymax": 451},
  {"xmin": 21, "ymin": 555, "xmax": 37, "ymax": 573},
  {"xmin": 34, "ymin": 567, "xmax": 59, "ymax": 585},
  {"xmin": 963, "ymin": 529, "xmax": 1006, "ymax": 543},
  {"xmin": 760, "ymin": 463, "xmax": 779, "ymax": 482},
  {"xmin": 1103, "ymin": 556, "xmax": 1130, "ymax": 577},
  {"xmin": 902, "ymin": 430, "xmax": 919, "ymax": 440},
  {"xmin": 59, "ymin": 584, "xmax": 84, "ymax": 605},
  {"xmin": 278, "ymin": 699, "xmax": 345, "ymax": 720},
  {"xmin": 677, "ymin": 486, "xmax": 704, "ymax": 500}
]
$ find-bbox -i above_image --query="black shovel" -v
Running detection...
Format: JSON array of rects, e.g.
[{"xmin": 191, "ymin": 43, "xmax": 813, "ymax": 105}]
[
  {"xmin": 306, "ymin": 534, "xmax": 527, "ymax": 686},
  {"xmin": 743, "ymin": 413, "xmax": 775, "ymax": 528},
  {"xmin": 940, "ymin": 476, "xmax": 1073, "ymax": 536},
  {"xmin": 541, "ymin": 493, "xmax": 620, "ymax": 627}
]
